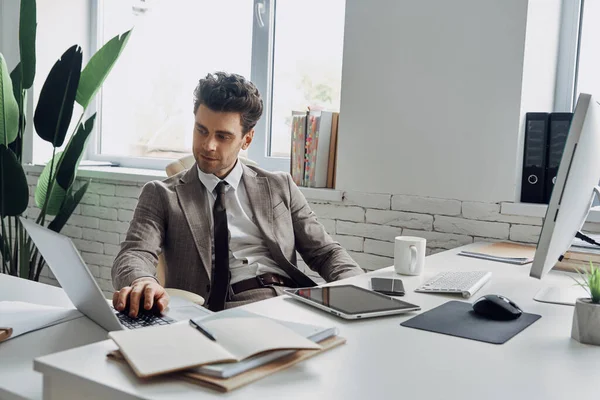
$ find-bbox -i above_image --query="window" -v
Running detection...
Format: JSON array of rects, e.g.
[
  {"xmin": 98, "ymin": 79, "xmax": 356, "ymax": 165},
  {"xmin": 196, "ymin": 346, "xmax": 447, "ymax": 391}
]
[
  {"xmin": 89, "ymin": 0, "xmax": 346, "ymax": 171},
  {"xmin": 575, "ymin": 0, "xmax": 600, "ymax": 101}
]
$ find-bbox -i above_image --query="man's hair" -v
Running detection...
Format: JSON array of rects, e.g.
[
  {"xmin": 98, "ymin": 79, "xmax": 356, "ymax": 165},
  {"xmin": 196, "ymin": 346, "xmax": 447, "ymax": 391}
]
[{"xmin": 193, "ymin": 72, "xmax": 263, "ymax": 134}]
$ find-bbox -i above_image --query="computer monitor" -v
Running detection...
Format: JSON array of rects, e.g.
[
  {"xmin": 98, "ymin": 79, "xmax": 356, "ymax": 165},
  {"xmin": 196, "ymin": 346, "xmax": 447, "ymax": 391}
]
[{"xmin": 530, "ymin": 93, "xmax": 600, "ymax": 281}]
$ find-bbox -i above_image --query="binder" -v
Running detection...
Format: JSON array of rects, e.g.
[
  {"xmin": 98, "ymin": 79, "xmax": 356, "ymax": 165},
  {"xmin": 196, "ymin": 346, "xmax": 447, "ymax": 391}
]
[
  {"xmin": 521, "ymin": 112, "xmax": 549, "ymax": 204},
  {"xmin": 544, "ymin": 112, "xmax": 573, "ymax": 203}
]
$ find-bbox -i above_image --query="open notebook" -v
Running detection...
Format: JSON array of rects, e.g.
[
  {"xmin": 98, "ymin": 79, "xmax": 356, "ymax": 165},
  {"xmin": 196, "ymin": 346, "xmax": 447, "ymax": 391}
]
[
  {"xmin": 0, "ymin": 301, "xmax": 82, "ymax": 342},
  {"xmin": 190, "ymin": 309, "xmax": 337, "ymax": 378},
  {"xmin": 108, "ymin": 316, "xmax": 322, "ymax": 378}
]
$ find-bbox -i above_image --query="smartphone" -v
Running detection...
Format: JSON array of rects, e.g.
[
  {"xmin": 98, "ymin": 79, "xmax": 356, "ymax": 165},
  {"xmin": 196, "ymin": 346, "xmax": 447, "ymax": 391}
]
[{"xmin": 370, "ymin": 277, "xmax": 405, "ymax": 296}]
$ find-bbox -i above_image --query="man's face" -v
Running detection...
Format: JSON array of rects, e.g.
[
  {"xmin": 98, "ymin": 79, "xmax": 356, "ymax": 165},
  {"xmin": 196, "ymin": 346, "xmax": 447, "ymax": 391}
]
[{"xmin": 192, "ymin": 104, "xmax": 253, "ymax": 178}]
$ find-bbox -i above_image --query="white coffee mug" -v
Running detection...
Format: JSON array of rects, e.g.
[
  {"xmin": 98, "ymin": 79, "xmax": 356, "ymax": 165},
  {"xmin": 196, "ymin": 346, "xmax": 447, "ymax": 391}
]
[{"xmin": 394, "ymin": 236, "xmax": 426, "ymax": 276}]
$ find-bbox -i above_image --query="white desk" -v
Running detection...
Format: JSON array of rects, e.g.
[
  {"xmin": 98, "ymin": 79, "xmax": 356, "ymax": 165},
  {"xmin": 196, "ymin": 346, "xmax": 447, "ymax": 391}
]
[
  {"xmin": 4, "ymin": 244, "xmax": 600, "ymax": 399},
  {"xmin": 0, "ymin": 274, "xmax": 108, "ymax": 400}
]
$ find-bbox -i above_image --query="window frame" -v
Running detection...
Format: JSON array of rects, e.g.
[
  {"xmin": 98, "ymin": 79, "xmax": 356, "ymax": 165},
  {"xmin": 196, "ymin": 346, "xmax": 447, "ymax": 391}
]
[
  {"xmin": 554, "ymin": 0, "xmax": 584, "ymax": 113},
  {"xmin": 85, "ymin": 0, "xmax": 290, "ymax": 172}
]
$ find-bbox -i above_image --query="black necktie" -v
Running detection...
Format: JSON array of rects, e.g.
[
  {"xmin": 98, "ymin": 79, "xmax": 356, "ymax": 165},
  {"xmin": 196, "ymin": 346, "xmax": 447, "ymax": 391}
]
[{"xmin": 207, "ymin": 181, "xmax": 229, "ymax": 311}]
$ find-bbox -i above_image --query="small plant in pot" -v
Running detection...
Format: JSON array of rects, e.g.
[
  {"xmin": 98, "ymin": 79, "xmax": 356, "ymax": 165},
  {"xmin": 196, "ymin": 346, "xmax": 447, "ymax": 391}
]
[{"xmin": 571, "ymin": 262, "xmax": 600, "ymax": 345}]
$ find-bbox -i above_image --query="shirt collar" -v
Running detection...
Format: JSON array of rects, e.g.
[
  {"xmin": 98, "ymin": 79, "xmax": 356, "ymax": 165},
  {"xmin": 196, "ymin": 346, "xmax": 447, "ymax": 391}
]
[{"xmin": 197, "ymin": 158, "xmax": 243, "ymax": 193}]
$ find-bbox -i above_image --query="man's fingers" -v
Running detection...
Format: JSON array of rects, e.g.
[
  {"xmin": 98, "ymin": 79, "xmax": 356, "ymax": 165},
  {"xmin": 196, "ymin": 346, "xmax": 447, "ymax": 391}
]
[
  {"xmin": 129, "ymin": 285, "xmax": 144, "ymax": 317},
  {"xmin": 144, "ymin": 286, "xmax": 156, "ymax": 310},
  {"xmin": 116, "ymin": 287, "xmax": 132, "ymax": 311},
  {"xmin": 156, "ymin": 293, "xmax": 170, "ymax": 312},
  {"xmin": 112, "ymin": 291, "xmax": 119, "ymax": 309}
]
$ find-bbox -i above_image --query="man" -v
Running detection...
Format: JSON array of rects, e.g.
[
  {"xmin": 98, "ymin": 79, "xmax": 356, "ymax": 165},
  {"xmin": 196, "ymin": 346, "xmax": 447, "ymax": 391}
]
[{"xmin": 112, "ymin": 72, "xmax": 363, "ymax": 317}]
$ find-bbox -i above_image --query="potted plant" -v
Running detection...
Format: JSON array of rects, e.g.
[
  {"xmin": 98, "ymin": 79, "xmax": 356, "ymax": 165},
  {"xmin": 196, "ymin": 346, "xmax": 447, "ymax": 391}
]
[
  {"xmin": 0, "ymin": 0, "xmax": 130, "ymax": 281},
  {"xmin": 571, "ymin": 262, "xmax": 600, "ymax": 345}
]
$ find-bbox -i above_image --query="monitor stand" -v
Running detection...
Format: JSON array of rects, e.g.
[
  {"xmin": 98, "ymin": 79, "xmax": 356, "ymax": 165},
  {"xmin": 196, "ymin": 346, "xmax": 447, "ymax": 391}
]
[
  {"xmin": 533, "ymin": 185, "xmax": 600, "ymax": 305},
  {"xmin": 534, "ymin": 285, "xmax": 589, "ymax": 306}
]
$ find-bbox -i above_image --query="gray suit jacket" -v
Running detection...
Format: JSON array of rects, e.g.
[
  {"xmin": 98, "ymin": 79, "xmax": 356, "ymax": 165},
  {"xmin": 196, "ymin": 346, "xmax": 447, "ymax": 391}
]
[{"xmin": 112, "ymin": 163, "xmax": 363, "ymax": 298}]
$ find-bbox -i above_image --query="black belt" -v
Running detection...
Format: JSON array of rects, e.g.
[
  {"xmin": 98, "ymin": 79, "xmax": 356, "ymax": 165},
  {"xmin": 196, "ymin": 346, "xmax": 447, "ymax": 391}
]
[{"xmin": 230, "ymin": 273, "xmax": 296, "ymax": 296}]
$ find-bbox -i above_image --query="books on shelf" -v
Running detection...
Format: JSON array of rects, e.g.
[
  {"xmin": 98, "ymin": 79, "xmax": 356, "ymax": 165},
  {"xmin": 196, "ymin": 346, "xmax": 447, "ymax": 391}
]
[{"xmin": 290, "ymin": 110, "xmax": 339, "ymax": 188}]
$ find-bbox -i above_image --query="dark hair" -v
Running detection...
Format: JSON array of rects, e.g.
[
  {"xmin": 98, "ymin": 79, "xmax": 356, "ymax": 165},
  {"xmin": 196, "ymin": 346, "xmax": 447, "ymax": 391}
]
[{"xmin": 193, "ymin": 72, "xmax": 263, "ymax": 134}]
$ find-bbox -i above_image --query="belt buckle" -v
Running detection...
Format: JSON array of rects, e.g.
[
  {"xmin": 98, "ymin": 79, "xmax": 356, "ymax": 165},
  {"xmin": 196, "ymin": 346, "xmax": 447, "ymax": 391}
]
[{"xmin": 256, "ymin": 274, "xmax": 268, "ymax": 287}]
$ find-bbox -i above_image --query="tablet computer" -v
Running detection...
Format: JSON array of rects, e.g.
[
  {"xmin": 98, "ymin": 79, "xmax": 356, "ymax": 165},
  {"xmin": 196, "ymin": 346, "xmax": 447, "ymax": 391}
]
[{"xmin": 285, "ymin": 285, "xmax": 420, "ymax": 320}]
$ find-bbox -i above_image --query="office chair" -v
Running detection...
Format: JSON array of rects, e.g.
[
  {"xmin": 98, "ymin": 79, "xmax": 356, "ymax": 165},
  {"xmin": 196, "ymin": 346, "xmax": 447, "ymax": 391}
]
[{"xmin": 157, "ymin": 154, "xmax": 258, "ymax": 305}]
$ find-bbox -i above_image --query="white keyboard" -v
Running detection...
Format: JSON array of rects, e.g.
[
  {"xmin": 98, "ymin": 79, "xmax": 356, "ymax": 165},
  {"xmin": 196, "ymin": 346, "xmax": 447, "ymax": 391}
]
[{"xmin": 415, "ymin": 271, "xmax": 492, "ymax": 298}]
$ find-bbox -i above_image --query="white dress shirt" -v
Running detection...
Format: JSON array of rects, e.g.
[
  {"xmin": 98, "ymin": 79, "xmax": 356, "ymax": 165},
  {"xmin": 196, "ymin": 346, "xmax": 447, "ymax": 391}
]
[{"xmin": 197, "ymin": 160, "xmax": 291, "ymax": 284}]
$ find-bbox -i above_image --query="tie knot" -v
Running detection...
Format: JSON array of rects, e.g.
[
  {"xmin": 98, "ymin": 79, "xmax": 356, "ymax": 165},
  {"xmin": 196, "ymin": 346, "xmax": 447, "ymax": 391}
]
[{"xmin": 215, "ymin": 181, "xmax": 228, "ymax": 195}]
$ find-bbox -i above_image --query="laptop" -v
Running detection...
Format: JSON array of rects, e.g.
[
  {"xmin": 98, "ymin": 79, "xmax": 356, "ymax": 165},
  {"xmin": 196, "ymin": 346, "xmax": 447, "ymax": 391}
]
[{"xmin": 20, "ymin": 217, "xmax": 211, "ymax": 331}]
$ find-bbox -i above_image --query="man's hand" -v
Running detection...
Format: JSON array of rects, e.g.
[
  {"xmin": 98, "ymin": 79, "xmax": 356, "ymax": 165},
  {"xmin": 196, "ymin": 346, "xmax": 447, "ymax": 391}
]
[{"xmin": 112, "ymin": 277, "xmax": 169, "ymax": 318}]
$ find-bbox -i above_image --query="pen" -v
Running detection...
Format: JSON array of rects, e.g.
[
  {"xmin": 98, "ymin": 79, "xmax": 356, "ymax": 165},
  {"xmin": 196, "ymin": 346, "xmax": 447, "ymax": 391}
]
[{"xmin": 189, "ymin": 319, "xmax": 217, "ymax": 341}]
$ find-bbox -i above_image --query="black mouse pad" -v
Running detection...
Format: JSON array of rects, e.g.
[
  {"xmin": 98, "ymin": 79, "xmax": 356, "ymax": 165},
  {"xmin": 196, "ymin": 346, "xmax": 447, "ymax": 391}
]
[{"xmin": 400, "ymin": 301, "xmax": 541, "ymax": 344}]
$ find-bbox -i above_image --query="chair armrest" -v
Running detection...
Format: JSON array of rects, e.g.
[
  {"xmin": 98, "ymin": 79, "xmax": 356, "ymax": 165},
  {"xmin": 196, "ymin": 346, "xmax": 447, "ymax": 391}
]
[{"xmin": 165, "ymin": 288, "xmax": 205, "ymax": 306}]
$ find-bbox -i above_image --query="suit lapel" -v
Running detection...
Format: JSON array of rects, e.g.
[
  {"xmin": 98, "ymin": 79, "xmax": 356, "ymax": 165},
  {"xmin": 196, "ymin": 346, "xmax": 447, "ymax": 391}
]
[
  {"xmin": 242, "ymin": 165, "xmax": 275, "ymax": 244},
  {"xmin": 175, "ymin": 167, "xmax": 212, "ymax": 278},
  {"xmin": 242, "ymin": 165, "xmax": 317, "ymax": 288}
]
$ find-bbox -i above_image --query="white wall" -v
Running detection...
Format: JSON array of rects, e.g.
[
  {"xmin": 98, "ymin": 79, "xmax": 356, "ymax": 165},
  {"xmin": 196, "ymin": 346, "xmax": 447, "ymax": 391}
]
[
  {"xmin": 0, "ymin": 0, "xmax": 20, "ymax": 71},
  {"xmin": 514, "ymin": 0, "xmax": 562, "ymax": 200},
  {"xmin": 336, "ymin": 0, "xmax": 531, "ymax": 202}
]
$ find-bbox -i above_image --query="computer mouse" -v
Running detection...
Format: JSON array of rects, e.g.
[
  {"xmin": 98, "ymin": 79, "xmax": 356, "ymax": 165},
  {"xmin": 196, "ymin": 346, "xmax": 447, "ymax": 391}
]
[{"xmin": 472, "ymin": 294, "xmax": 522, "ymax": 321}]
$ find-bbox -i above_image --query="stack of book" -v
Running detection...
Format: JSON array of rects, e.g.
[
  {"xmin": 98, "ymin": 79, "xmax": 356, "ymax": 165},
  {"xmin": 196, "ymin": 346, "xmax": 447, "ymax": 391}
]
[
  {"xmin": 106, "ymin": 309, "xmax": 344, "ymax": 392},
  {"xmin": 456, "ymin": 240, "xmax": 600, "ymax": 273},
  {"xmin": 458, "ymin": 242, "xmax": 535, "ymax": 265},
  {"xmin": 290, "ymin": 110, "xmax": 339, "ymax": 188},
  {"xmin": 554, "ymin": 247, "xmax": 600, "ymax": 273}
]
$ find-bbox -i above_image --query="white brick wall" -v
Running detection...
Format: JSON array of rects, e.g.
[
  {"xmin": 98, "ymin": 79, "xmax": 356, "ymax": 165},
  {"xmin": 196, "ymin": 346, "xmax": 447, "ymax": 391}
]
[
  {"xmin": 366, "ymin": 209, "xmax": 433, "ymax": 231},
  {"xmin": 20, "ymin": 171, "xmax": 563, "ymax": 294},
  {"xmin": 462, "ymin": 201, "xmax": 543, "ymax": 225},
  {"xmin": 364, "ymin": 238, "xmax": 394, "ymax": 257},
  {"xmin": 310, "ymin": 204, "xmax": 364, "ymax": 222},
  {"xmin": 336, "ymin": 221, "xmax": 402, "ymax": 242},
  {"xmin": 434, "ymin": 216, "xmax": 509, "ymax": 239},
  {"xmin": 334, "ymin": 235, "xmax": 364, "ymax": 252},
  {"xmin": 343, "ymin": 191, "xmax": 390, "ymax": 210},
  {"xmin": 509, "ymin": 224, "xmax": 542, "ymax": 244},
  {"xmin": 392, "ymin": 195, "xmax": 461, "ymax": 216}
]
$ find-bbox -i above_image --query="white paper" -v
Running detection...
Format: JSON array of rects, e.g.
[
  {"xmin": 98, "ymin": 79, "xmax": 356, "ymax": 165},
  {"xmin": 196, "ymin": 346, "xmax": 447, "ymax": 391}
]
[{"xmin": 0, "ymin": 301, "xmax": 83, "ymax": 341}]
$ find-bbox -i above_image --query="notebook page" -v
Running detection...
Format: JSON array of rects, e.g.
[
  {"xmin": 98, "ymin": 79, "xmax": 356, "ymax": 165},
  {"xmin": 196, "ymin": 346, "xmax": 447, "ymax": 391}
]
[
  {"xmin": 0, "ymin": 301, "xmax": 82, "ymax": 340},
  {"xmin": 108, "ymin": 323, "xmax": 235, "ymax": 377},
  {"xmin": 203, "ymin": 317, "xmax": 321, "ymax": 361}
]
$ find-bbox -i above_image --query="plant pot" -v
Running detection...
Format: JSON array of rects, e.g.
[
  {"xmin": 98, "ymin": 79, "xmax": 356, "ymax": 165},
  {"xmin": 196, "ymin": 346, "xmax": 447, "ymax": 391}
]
[{"xmin": 571, "ymin": 298, "xmax": 600, "ymax": 345}]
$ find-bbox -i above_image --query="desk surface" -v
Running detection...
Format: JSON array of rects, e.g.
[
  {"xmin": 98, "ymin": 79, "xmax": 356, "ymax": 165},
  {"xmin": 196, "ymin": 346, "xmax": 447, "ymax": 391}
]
[
  {"xmin": 24, "ymin": 244, "xmax": 600, "ymax": 400},
  {"xmin": 0, "ymin": 274, "xmax": 108, "ymax": 400}
]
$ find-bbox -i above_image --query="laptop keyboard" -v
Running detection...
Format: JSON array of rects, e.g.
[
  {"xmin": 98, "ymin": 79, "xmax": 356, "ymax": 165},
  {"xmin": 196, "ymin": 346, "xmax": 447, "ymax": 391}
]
[{"xmin": 116, "ymin": 311, "xmax": 175, "ymax": 329}]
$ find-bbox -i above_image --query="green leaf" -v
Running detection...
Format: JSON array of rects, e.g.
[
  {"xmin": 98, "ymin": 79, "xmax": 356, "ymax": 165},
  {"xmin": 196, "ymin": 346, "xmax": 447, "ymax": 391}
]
[
  {"xmin": 76, "ymin": 30, "xmax": 131, "ymax": 109},
  {"xmin": 33, "ymin": 45, "xmax": 82, "ymax": 147},
  {"xmin": 55, "ymin": 113, "xmax": 96, "ymax": 190},
  {"xmin": 10, "ymin": 62, "xmax": 22, "ymax": 105},
  {"xmin": 0, "ymin": 145, "xmax": 29, "ymax": 217},
  {"xmin": 0, "ymin": 231, "xmax": 10, "ymax": 260},
  {"xmin": 48, "ymin": 180, "xmax": 89, "ymax": 233},
  {"xmin": 19, "ymin": 0, "xmax": 37, "ymax": 89},
  {"xmin": 0, "ymin": 54, "xmax": 20, "ymax": 146},
  {"xmin": 34, "ymin": 153, "xmax": 65, "ymax": 216},
  {"xmin": 8, "ymin": 64, "xmax": 24, "ymax": 160}
]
